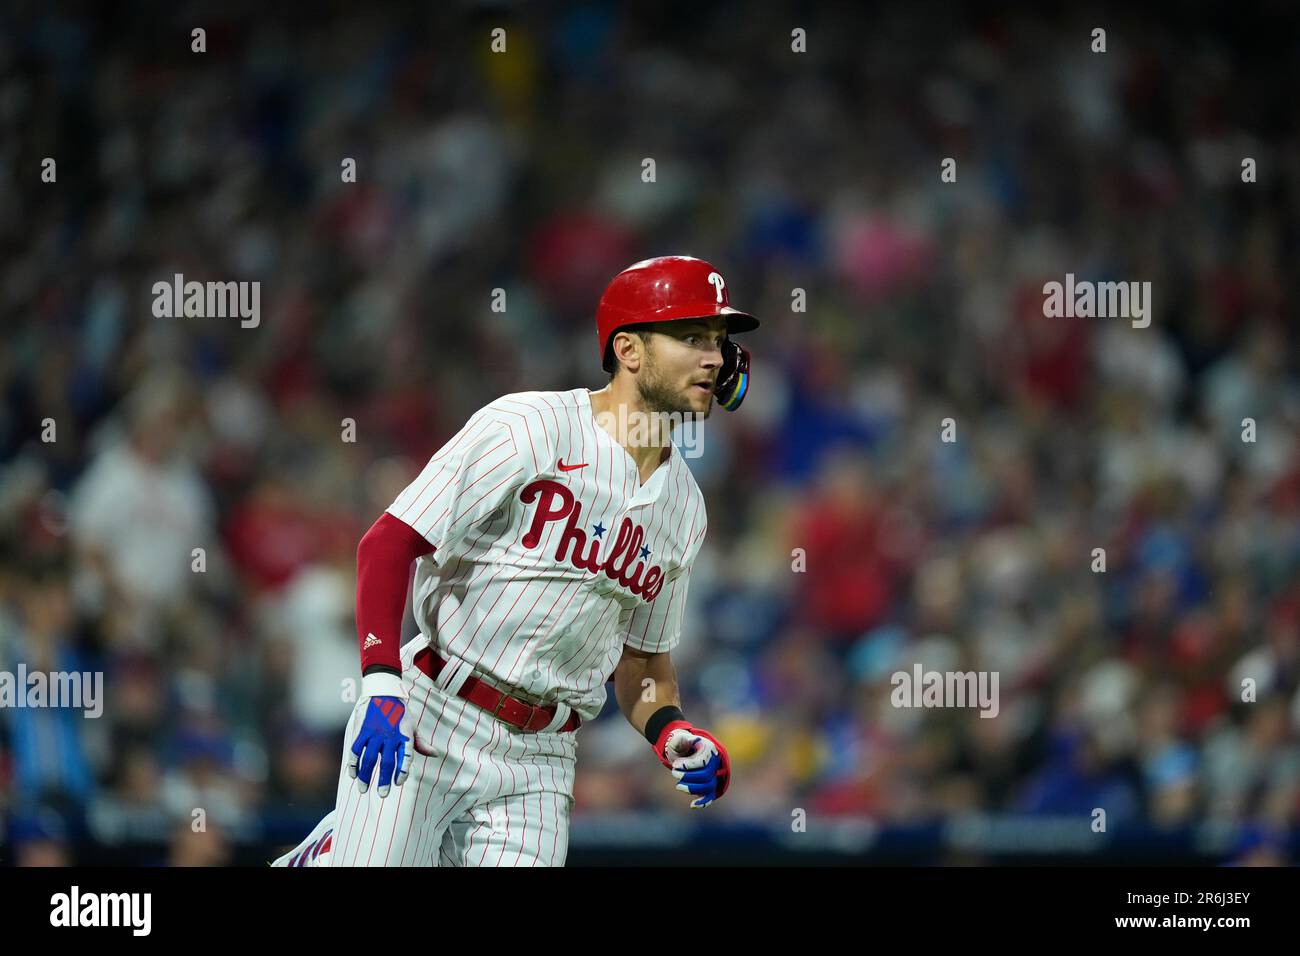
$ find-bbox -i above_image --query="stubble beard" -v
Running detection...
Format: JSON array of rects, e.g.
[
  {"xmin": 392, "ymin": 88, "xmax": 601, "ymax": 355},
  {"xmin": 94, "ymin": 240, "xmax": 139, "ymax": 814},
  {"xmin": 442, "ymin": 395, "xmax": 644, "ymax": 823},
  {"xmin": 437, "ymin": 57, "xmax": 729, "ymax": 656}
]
[{"xmin": 637, "ymin": 361, "xmax": 711, "ymax": 421}]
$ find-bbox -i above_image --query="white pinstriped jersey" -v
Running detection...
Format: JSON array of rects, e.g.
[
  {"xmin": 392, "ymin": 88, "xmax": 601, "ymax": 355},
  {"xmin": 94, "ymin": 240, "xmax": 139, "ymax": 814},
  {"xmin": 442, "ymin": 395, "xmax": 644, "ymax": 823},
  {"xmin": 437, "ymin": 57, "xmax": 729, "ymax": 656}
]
[{"xmin": 386, "ymin": 388, "xmax": 707, "ymax": 722}]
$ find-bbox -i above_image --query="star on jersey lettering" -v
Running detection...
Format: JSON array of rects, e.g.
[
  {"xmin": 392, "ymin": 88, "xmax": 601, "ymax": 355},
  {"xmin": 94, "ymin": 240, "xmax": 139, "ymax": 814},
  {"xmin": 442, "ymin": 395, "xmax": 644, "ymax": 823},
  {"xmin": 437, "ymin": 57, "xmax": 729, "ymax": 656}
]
[{"xmin": 592, "ymin": 523, "xmax": 606, "ymax": 538}]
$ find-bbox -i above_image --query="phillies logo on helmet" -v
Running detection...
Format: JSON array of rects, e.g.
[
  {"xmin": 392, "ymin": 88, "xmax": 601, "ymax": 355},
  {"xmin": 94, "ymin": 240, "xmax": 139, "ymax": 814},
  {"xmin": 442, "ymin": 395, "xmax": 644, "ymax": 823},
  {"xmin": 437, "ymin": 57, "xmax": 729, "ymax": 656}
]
[
  {"xmin": 519, "ymin": 479, "xmax": 666, "ymax": 601},
  {"xmin": 707, "ymin": 272, "xmax": 725, "ymax": 302}
]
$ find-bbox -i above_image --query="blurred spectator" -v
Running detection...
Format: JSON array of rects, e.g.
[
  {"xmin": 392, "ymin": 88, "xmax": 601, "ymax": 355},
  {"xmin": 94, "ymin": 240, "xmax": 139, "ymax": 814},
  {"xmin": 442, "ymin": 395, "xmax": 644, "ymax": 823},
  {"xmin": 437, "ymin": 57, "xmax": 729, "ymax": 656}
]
[
  {"xmin": 168, "ymin": 819, "xmax": 233, "ymax": 868},
  {"xmin": 68, "ymin": 368, "xmax": 215, "ymax": 640},
  {"xmin": 9, "ymin": 808, "xmax": 73, "ymax": 868},
  {"xmin": 0, "ymin": 565, "xmax": 96, "ymax": 809}
]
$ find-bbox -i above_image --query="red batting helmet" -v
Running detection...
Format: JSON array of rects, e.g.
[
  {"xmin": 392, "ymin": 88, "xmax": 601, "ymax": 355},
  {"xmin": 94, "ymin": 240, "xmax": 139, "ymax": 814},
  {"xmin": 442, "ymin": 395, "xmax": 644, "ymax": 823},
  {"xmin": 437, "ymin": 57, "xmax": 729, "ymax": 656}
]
[{"xmin": 596, "ymin": 256, "xmax": 760, "ymax": 373}]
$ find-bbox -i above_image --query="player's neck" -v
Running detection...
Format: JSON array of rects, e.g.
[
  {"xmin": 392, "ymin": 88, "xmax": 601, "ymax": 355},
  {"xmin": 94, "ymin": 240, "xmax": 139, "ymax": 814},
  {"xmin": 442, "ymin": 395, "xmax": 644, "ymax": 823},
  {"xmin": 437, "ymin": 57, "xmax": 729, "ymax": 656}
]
[{"xmin": 587, "ymin": 385, "xmax": 673, "ymax": 477}]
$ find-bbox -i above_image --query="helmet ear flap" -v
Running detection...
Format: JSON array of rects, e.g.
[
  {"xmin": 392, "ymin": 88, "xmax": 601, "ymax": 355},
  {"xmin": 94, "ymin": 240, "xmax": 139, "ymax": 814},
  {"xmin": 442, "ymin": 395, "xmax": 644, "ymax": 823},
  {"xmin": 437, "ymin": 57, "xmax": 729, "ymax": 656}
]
[{"xmin": 715, "ymin": 340, "xmax": 750, "ymax": 411}]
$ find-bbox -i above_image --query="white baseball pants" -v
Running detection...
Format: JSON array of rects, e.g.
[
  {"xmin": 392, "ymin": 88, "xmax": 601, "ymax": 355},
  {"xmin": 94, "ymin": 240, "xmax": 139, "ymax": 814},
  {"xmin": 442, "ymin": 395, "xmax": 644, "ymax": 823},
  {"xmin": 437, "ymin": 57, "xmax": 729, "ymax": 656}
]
[{"xmin": 273, "ymin": 639, "xmax": 578, "ymax": 867}]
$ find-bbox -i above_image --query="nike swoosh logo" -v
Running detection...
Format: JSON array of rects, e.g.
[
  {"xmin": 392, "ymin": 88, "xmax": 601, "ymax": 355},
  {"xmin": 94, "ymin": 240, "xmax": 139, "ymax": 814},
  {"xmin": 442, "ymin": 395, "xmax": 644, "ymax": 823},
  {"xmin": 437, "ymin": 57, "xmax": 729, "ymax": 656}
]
[{"xmin": 557, "ymin": 460, "xmax": 588, "ymax": 471}]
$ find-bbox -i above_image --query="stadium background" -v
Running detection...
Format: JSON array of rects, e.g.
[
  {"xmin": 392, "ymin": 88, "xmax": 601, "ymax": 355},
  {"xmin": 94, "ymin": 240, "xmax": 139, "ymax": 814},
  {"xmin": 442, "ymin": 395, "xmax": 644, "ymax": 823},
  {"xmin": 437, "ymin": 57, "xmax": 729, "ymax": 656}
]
[{"xmin": 1, "ymin": 1, "xmax": 1298, "ymax": 866}]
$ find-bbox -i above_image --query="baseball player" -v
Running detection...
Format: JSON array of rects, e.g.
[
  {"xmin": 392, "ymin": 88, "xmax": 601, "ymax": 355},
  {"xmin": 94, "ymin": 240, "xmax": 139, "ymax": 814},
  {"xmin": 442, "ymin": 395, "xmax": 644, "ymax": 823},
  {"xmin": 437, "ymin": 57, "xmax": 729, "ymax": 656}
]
[{"xmin": 273, "ymin": 256, "xmax": 757, "ymax": 867}]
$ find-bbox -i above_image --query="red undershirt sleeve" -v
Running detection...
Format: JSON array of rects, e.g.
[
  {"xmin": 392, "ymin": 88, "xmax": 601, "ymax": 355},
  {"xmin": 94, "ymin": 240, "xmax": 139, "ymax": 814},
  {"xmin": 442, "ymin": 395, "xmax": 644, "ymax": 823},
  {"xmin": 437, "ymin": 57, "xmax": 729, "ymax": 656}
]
[
  {"xmin": 357, "ymin": 401, "xmax": 544, "ymax": 694},
  {"xmin": 356, "ymin": 512, "xmax": 434, "ymax": 676}
]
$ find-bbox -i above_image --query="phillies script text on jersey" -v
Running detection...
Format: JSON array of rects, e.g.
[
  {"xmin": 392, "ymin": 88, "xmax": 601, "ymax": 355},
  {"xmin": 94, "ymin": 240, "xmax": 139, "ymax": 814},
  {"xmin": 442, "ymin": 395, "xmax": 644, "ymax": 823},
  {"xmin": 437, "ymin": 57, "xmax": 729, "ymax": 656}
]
[{"xmin": 521, "ymin": 479, "xmax": 666, "ymax": 601}]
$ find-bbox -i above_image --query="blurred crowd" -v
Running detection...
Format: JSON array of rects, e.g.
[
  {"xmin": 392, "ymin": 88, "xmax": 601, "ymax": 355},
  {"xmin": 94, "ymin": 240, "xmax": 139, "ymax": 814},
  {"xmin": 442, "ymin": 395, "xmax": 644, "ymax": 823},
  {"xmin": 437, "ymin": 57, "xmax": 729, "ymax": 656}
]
[{"xmin": 1, "ymin": 3, "xmax": 1299, "ymax": 865}]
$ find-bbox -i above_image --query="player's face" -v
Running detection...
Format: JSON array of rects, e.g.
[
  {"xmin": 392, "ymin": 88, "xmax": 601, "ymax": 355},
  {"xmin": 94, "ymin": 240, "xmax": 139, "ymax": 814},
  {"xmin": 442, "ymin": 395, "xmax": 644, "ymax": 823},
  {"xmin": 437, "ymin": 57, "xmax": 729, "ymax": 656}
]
[{"xmin": 636, "ymin": 318, "xmax": 728, "ymax": 418}]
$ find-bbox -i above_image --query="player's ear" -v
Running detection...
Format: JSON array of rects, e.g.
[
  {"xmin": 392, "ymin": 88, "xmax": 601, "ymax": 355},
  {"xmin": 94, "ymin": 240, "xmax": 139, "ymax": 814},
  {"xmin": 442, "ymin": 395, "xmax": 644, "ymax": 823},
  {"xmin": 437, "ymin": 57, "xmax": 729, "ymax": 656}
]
[{"xmin": 611, "ymin": 329, "xmax": 644, "ymax": 374}]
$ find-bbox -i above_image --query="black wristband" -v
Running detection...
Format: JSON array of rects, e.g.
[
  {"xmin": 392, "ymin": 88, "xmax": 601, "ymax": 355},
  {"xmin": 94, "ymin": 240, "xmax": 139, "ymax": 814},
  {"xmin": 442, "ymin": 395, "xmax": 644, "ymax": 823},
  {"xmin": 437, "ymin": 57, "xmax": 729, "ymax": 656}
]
[
  {"xmin": 644, "ymin": 705, "xmax": 686, "ymax": 746},
  {"xmin": 362, "ymin": 664, "xmax": 402, "ymax": 678}
]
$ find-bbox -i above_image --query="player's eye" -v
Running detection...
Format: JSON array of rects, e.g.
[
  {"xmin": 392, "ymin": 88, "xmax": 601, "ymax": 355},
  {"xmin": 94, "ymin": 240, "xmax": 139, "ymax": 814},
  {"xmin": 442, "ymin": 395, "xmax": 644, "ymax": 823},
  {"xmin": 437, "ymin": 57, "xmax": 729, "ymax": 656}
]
[{"xmin": 684, "ymin": 332, "xmax": 723, "ymax": 347}]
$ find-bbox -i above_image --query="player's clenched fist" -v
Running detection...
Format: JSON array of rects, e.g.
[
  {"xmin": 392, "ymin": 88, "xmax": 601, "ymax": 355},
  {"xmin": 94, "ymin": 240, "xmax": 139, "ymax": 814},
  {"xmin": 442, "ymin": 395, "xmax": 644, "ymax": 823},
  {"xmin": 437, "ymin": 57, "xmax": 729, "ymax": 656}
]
[
  {"xmin": 347, "ymin": 695, "xmax": 414, "ymax": 798},
  {"xmin": 654, "ymin": 721, "xmax": 731, "ymax": 809}
]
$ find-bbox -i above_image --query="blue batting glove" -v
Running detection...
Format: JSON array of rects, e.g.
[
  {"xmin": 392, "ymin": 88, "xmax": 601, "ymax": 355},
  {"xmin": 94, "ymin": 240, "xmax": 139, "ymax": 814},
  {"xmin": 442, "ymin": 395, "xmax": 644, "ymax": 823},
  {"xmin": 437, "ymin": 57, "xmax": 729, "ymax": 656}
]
[
  {"xmin": 346, "ymin": 695, "xmax": 414, "ymax": 798},
  {"xmin": 665, "ymin": 727, "xmax": 732, "ymax": 809}
]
